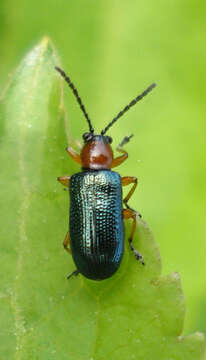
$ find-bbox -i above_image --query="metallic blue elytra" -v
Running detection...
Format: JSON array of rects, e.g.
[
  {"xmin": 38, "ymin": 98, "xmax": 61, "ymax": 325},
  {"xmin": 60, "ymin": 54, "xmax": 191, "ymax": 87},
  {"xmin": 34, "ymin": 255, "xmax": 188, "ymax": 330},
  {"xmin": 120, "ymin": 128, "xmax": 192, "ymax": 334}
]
[{"xmin": 69, "ymin": 170, "xmax": 124, "ymax": 280}]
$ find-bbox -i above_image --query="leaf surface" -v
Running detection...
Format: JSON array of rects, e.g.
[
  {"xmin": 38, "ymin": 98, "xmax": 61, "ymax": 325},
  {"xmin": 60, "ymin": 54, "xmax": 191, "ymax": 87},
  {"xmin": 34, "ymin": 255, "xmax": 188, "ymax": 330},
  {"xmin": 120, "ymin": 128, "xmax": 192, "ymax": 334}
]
[{"xmin": 0, "ymin": 38, "xmax": 205, "ymax": 360}]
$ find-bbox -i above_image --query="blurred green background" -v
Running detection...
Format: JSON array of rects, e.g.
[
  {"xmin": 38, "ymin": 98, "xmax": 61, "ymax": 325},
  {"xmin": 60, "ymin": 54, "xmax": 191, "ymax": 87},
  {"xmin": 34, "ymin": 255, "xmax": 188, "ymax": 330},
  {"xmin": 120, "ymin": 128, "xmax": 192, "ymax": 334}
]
[{"xmin": 0, "ymin": 0, "xmax": 205, "ymax": 337}]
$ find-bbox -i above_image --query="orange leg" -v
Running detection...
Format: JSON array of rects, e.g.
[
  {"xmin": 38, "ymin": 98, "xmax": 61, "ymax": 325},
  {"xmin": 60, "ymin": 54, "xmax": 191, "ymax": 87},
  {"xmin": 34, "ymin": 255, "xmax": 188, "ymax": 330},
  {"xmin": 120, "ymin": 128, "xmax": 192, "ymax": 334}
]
[
  {"xmin": 57, "ymin": 175, "xmax": 71, "ymax": 187},
  {"xmin": 63, "ymin": 232, "xmax": 79, "ymax": 279},
  {"xmin": 111, "ymin": 147, "xmax": 128, "ymax": 168},
  {"xmin": 63, "ymin": 231, "xmax": 72, "ymax": 254},
  {"xmin": 111, "ymin": 135, "xmax": 133, "ymax": 169},
  {"xmin": 66, "ymin": 146, "xmax": 81, "ymax": 165},
  {"xmin": 123, "ymin": 208, "xmax": 144, "ymax": 265},
  {"xmin": 121, "ymin": 176, "xmax": 141, "ymax": 217},
  {"xmin": 121, "ymin": 176, "xmax": 137, "ymax": 207}
]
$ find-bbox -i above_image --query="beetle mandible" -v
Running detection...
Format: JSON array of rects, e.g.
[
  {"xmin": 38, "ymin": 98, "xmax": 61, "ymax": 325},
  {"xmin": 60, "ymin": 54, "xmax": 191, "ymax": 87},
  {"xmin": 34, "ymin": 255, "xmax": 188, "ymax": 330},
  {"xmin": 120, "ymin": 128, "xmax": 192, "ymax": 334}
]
[{"xmin": 55, "ymin": 66, "xmax": 156, "ymax": 281}]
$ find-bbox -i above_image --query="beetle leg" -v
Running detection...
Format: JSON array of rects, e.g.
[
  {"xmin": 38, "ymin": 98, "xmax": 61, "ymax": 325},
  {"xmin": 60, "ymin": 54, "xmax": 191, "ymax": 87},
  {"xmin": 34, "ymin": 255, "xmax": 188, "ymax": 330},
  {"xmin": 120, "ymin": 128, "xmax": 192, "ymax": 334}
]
[
  {"xmin": 57, "ymin": 176, "xmax": 71, "ymax": 187},
  {"xmin": 121, "ymin": 176, "xmax": 142, "ymax": 217},
  {"xmin": 67, "ymin": 269, "xmax": 79, "ymax": 280},
  {"xmin": 63, "ymin": 233, "xmax": 80, "ymax": 280},
  {"xmin": 122, "ymin": 176, "xmax": 137, "ymax": 204},
  {"xmin": 63, "ymin": 231, "xmax": 72, "ymax": 254},
  {"xmin": 111, "ymin": 135, "xmax": 133, "ymax": 169},
  {"xmin": 110, "ymin": 149, "xmax": 128, "ymax": 168},
  {"xmin": 66, "ymin": 146, "xmax": 81, "ymax": 165},
  {"xmin": 123, "ymin": 208, "xmax": 145, "ymax": 265}
]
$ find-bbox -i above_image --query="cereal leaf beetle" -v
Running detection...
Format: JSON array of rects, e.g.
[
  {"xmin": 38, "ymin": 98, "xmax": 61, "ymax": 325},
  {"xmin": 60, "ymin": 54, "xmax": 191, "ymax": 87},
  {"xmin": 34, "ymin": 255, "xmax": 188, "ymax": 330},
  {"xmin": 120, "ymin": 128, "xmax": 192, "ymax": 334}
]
[{"xmin": 56, "ymin": 66, "xmax": 156, "ymax": 280}]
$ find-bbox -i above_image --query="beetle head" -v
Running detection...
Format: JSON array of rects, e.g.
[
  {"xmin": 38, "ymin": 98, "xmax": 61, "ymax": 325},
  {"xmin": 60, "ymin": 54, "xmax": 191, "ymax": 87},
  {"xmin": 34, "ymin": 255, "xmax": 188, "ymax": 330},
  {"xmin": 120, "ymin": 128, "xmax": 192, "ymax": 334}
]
[{"xmin": 81, "ymin": 133, "xmax": 113, "ymax": 170}]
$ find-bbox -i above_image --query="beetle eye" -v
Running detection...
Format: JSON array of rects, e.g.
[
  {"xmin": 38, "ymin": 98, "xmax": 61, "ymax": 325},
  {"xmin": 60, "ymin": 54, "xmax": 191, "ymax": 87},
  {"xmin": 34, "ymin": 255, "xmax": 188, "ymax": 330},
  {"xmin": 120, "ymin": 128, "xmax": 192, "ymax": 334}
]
[
  {"xmin": 105, "ymin": 136, "xmax": 112, "ymax": 144},
  {"xmin": 83, "ymin": 132, "xmax": 93, "ymax": 142}
]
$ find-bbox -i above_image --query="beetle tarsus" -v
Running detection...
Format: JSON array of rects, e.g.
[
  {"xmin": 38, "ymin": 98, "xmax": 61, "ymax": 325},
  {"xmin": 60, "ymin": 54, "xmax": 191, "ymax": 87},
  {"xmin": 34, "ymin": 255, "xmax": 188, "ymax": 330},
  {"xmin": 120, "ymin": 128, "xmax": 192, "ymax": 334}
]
[
  {"xmin": 67, "ymin": 269, "xmax": 79, "ymax": 280},
  {"xmin": 118, "ymin": 134, "xmax": 134, "ymax": 149},
  {"xmin": 128, "ymin": 238, "xmax": 145, "ymax": 265}
]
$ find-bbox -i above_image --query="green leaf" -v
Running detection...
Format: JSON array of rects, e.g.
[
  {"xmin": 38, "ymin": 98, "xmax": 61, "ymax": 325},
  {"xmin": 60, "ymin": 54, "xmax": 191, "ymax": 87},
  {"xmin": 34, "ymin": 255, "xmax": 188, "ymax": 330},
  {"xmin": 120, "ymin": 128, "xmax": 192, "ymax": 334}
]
[{"xmin": 0, "ymin": 38, "xmax": 205, "ymax": 360}]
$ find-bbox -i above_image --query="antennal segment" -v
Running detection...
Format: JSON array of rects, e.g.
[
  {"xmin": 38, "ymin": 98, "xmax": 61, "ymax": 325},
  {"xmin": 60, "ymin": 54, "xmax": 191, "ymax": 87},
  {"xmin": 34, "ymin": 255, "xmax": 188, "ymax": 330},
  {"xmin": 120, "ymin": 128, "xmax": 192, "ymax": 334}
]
[
  {"xmin": 101, "ymin": 83, "xmax": 156, "ymax": 135},
  {"xmin": 55, "ymin": 66, "xmax": 94, "ymax": 134}
]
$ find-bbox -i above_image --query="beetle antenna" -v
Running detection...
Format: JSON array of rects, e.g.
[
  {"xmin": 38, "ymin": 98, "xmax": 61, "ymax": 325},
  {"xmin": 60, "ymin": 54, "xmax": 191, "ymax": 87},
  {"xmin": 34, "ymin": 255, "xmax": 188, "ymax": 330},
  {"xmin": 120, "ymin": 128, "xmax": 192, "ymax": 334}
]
[
  {"xmin": 55, "ymin": 66, "xmax": 94, "ymax": 134},
  {"xmin": 101, "ymin": 83, "xmax": 156, "ymax": 135}
]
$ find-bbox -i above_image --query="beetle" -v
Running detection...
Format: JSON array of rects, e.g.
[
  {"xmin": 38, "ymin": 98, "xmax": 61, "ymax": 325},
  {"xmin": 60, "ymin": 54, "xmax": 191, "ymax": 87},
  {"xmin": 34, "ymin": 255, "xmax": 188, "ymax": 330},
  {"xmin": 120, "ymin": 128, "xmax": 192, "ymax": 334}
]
[{"xmin": 55, "ymin": 66, "xmax": 156, "ymax": 281}]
